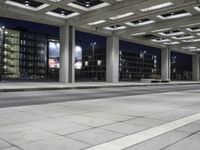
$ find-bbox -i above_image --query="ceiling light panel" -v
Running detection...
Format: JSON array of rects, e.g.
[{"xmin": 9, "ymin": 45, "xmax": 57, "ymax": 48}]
[
  {"xmin": 109, "ymin": 12, "xmax": 135, "ymax": 20},
  {"xmin": 158, "ymin": 30, "xmax": 185, "ymax": 36},
  {"xmin": 182, "ymin": 39, "xmax": 200, "ymax": 42},
  {"xmin": 157, "ymin": 10, "xmax": 191, "ymax": 20},
  {"xmin": 131, "ymin": 32, "xmax": 146, "ymax": 36},
  {"xmin": 151, "ymin": 38, "xmax": 171, "ymax": 43},
  {"xmin": 172, "ymin": 35, "xmax": 194, "ymax": 40},
  {"xmin": 88, "ymin": 20, "xmax": 106, "ymax": 25},
  {"xmin": 140, "ymin": 2, "xmax": 174, "ymax": 12},
  {"xmin": 151, "ymin": 28, "xmax": 172, "ymax": 33},
  {"xmin": 163, "ymin": 41, "xmax": 180, "ymax": 45},
  {"xmin": 126, "ymin": 18, "xmax": 155, "ymax": 27},
  {"xmin": 186, "ymin": 27, "xmax": 200, "ymax": 32},
  {"xmin": 5, "ymin": 0, "xmax": 49, "ymax": 11},
  {"xmin": 104, "ymin": 25, "xmax": 127, "ymax": 31},
  {"xmin": 67, "ymin": 0, "xmax": 110, "ymax": 11},
  {"xmin": 194, "ymin": 6, "xmax": 200, "ymax": 12},
  {"xmin": 46, "ymin": 8, "xmax": 79, "ymax": 19}
]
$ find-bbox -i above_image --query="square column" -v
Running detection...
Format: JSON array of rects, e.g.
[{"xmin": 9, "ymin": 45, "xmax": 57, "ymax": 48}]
[
  {"xmin": 192, "ymin": 55, "xmax": 200, "ymax": 81},
  {"xmin": 59, "ymin": 25, "xmax": 75, "ymax": 83},
  {"xmin": 106, "ymin": 36, "xmax": 119, "ymax": 83},
  {"xmin": 161, "ymin": 48, "xmax": 171, "ymax": 80}
]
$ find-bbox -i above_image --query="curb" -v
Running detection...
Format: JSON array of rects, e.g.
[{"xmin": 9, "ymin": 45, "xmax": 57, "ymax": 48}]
[{"xmin": 0, "ymin": 82, "xmax": 200, "ymax": 92}]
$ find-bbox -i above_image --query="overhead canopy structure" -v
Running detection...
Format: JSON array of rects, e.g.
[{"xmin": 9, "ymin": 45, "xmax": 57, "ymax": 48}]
[{"xmin": 1, "ymin": 0, "xmax": 200, "ymax": 54}]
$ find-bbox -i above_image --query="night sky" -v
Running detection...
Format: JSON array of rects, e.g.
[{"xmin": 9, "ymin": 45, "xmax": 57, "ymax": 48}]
[{"xmin": 0, "ymin": 16, "xmax": 192, "ymax": 73}]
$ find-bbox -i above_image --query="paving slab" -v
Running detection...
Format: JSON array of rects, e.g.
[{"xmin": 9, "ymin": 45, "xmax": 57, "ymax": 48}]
[
  {"xmin": 66, "ymin": 128, "xmax": 124, "ymax": 146},
  {"xmin": 163, "ymin": 134, "xmax": 200, "ymax": 150},
  {"xmin": 18, "ymin": 136, "xmax": 90, "ymax": 150}
]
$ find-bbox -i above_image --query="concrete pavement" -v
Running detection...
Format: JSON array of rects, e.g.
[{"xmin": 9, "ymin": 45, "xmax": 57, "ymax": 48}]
[{"xmin": 0, "ymin": 86, "xmax": 200, "ymax": 149}]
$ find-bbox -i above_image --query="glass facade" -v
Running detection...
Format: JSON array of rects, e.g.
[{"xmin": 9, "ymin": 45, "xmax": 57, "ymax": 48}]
[
  {"xmin": 171, "ymin": 51, "xmax": 192, "ymax": 80},
  {"xmin": 1, "ymin": 28, "xmax": 51, "ymax": 80},
  {"xmin": 75, "ymin": 47, "xmax": 106, "ymax": 81},
  {"xmin": 0, "ymin": 27, "xmax": 4, "ymax": 80},
  {"xmin": 119, "ymin": 50, "xmax": 158, "ymax": 81},
  {"xmin": 119, "ymin": 40, "xmax": 161, "ymax": 81},
  {"xmin": 3, "ymin": 29, "xmax": 20, "ymax": 78}
]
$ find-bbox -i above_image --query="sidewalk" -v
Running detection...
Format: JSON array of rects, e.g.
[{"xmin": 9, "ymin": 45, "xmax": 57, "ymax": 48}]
[
  {"xmin": 0, "ymin": 87, "xmax": 200, "ymax": 150},
  {"xmin": 0, "ymin": 81, "xmax": 200, "ymax": 92}
]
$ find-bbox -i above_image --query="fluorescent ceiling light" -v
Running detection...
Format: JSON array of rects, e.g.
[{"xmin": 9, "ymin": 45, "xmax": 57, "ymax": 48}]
[
  {"xmin": 163, "ymin": 41, "xmax": 180, "ymax": 45},
  {"xmin": 109, "ymin": 12, "xmax": 135, "ymax": 20},
  {"xmin": 88, "ymin": 20, "xmax": 106, "ymax": 25},
  {"xmin": 131, "ymin": 32, "xmax": 146, "ymax": 36},
  {"xmin": 104, "ymin": 26, "xmax": 126, "ymax": 31},
  {"xmin": 172, "ymin": 35, "xmax": 194, "ymax": 40},
  {"xmin": 158, "ymin": 31, "xmax": 185, "ymax": 36},
  {"xmin": 182, "ymin": 46, "xmax": 196, "ymax": 49},
  {"xmin": 49, "ymin": 0, "xmax": 62, "ymax": 2},
  {"xmin": 151, "ymin": 28, "xmax": 172, "ymax": 33},
  {"xmin": 5, "ymin": 0, "xmax": 49, "ymax": 11},
  {"xmin": 182, "ymin": 39, "xmax": 200, "ymax": 42},
  {"xmin": 140, "ymin": 2, "xmax": 174, "ymax": 12},
  {"xmin": 197, "ymin": 33, "xmax": 200, "ymax": 35},
  {"xmin": 151, "ymin": 39, "xmax": 170, "ymax": 43},
  {"xmin": 180, "ymin": 23, "xmax": 200, "ymax": 28},
  {"xmin": 194, "ymin": 6, "xmax": 200, "ymax": 12},
  {"xmin": 46, "ymin": 12, "xmax": 80, "ymax": 19},
  {"xmin": 67, "ymin": 2, "xmax": 110, "ymax": 11},
  {"xmin": 125, "ymin": 20, "xmax": 155, "ymax": 27},
  {"xmin": 157, "ymin": 12, "xmax": 192, "ymax": 20},
  {"xmin": 186, "ymin": 28, "xmax": 200, "ymax": 32}
]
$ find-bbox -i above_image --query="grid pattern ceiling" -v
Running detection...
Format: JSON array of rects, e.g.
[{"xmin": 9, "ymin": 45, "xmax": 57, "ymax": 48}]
[{"xmin": 1, "ymin": 0, "xmax": 200, "ymax": 54}]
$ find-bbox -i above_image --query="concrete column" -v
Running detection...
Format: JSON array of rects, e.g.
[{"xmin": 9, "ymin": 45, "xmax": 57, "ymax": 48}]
[
  {"xmin": 192, "ymin": 55, "xmax": 200, "ymax": 81},
  {"xmin": 106, "ymin": 35, "xmax": 119, "ymax": 83},
  {"xmin": 161, "ymin": 48, "xmax": 171, "ymax": 80},
  {"xmin": 59, "ymin": 25, "xmax": 75, "ymax": 83}
]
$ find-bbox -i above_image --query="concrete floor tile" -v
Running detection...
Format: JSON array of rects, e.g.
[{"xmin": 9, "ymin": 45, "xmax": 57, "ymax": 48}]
[
  {"xmin": 99, "ymin": 122, "xmax": 147, "ymax": 134},
  {"xmin": 58, "ymin": 115, "xmax": 117, "ymax": 127},
  {"xmin": 2, "ymin": 147, "xmax": 21, "ymax": 150},
  {"xmin": 82, "ymin": 112, "xmax": 136, "ymax": 121},
  {"xmin": 0, "ymin": 139, "xmax": 11, "ymax": 149},
  {"xmin": 0, "ymin": 129, "xmax": 57, "ymax": 146},
  {"xmin": 66, "ymin": 128, "xmax": 124, "ymax": 145},
  {"xmin": 19, "ymin": 136, "xmax": 90, "ymax": 150},
  {"xmin": 39, "ymin": 121, "xmax": 92, "ymax": 135},
  {"xmin": 123, "ymin": 117, "xmax": 166, "ymax": 128},
  {"xmin": 0, "ymin": 112, "xmax": 45, "ymax": 123},
  {"xmin": 175, "ymin": 123, "xmax": 200, "ymax": 134},
  {"xmin": 163, "ymin": 134, "xmax": 200, "ymax": 150}
]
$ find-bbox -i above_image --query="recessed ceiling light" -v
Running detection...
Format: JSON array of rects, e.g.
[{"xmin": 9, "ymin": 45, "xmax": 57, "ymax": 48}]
[
  {"xmin": 163, "ymin": 41, "xmax": 180, "ymax": 45},
  {"xmin": 151, "ymin": 28, "xmax": 172, "ymax": 33},
  {"xmin": 180, "ymin": 23, "xmax": 200, "ymax": 28},
  {"xmin": 140, "ymin": 2, "xmax": 174, "ymax": 12},
  {"xmin": 172, "ymin": 35, "xmax": 194, "ymax": 40},
  {"xmin": 25, "ymin": 0, "xmax": 30, "ymax": 6},
  {"xmin": 158, "ymin": 31, "xmax": 185, "ymax": 36},
  {"xmin": 182, "ymin": 39, "xmax": 200, "ymax": 42},
  {"xmin": 5, "ymin": 0, "xmax": 49, "ymax": 11},
  {"xmin": 157, "ymin": 10, "xmax": 192, "ymax": 20},
  {"xmin": 194, "ymin": 6, "xmax": 200, "ymax": 12},
  {"xmin": 104, "ymin": 26, "xmax": 127, "ymax": 31},
  {"xmin": 151, "ymin": 38, "xmax": 171, "ymax": 43},
  {"xmin": 186, "ymin": 27, "xmax": 200, "ymax": 32},
  {"xmin": 131, "ymin": 32, "xmax": 146, "ymax": 36},
  {"xmin": 67, "ymin": 2, "xmax": 110, "ymax": 11},
  {"xmin": 88, "ymin": 20, "xmax": 106, "ymax": 25},
  {"xmin": 125, "ymin": 19, "xmax": 155, "ymax": 27},
  {"xmin": 109, "ymin": 12, "xmax": 135, "ymax": 20}
]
